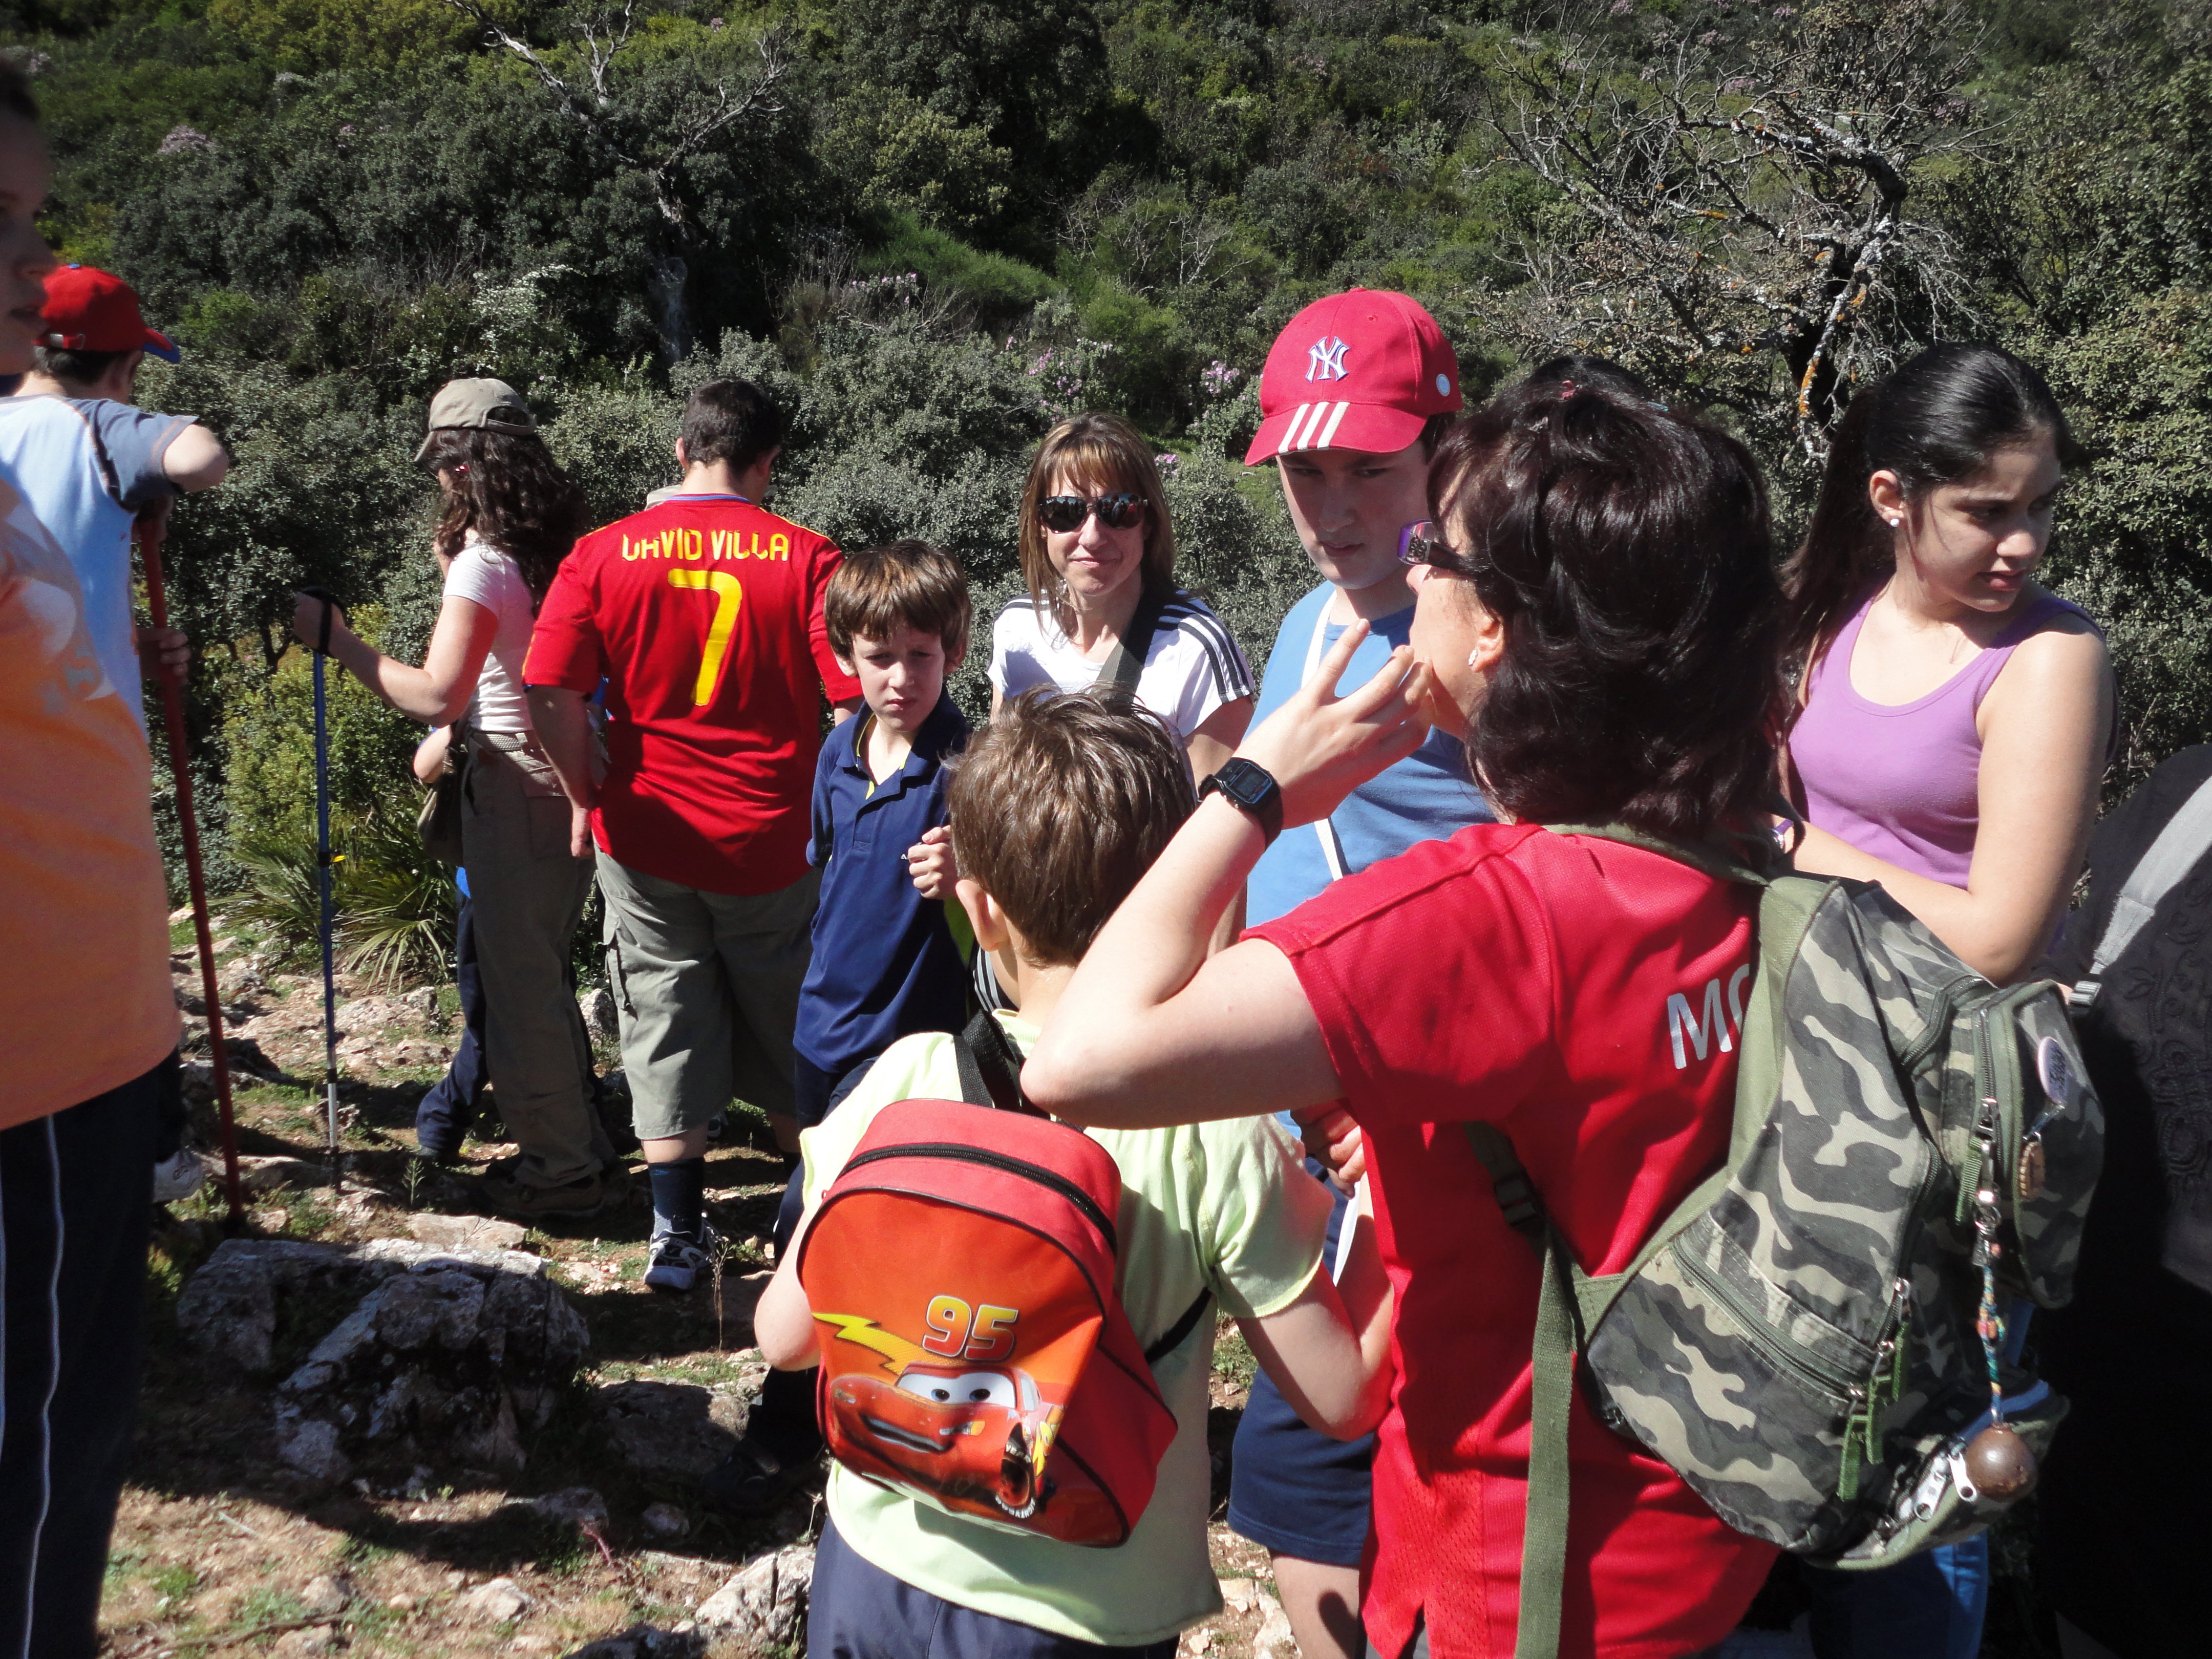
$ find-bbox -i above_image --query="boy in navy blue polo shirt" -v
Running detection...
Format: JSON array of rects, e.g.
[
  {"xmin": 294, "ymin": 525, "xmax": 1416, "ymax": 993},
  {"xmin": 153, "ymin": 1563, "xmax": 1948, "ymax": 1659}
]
[
  {"xmin": 699, "ymin": 539, "xmax": 973, "ymax": 1513},
  {"xmin": 791, "ymin": 538, "xmax": 972, "ymax": 1129}
]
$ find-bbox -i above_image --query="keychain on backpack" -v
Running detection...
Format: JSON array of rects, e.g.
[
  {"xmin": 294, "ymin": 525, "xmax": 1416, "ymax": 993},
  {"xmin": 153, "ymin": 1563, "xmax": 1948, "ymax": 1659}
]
[{"xmin": 1964, "ymin": 1096, "xmax": 2037, "ymax": 1501}]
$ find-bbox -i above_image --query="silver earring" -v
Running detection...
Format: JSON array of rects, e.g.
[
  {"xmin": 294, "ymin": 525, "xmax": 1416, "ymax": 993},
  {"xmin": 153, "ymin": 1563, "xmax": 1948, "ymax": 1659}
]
[{"xmin": 1467, "ymin": 650, "xmax": 1482, "ymax": 667}]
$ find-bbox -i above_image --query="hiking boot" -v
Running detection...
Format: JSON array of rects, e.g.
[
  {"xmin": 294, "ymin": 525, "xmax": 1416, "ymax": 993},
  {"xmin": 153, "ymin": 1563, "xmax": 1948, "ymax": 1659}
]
[
  {"xmin": 151, "ymin": 1147, "xmax": 206, "ymax": 1204},
  {"xmin": 478, "ymin": 1163, "xmax": 606, "ymax": 1219},
  {"xmin": 644, "ymin": 1223, "xmax": 720, "ymax": 1293}
]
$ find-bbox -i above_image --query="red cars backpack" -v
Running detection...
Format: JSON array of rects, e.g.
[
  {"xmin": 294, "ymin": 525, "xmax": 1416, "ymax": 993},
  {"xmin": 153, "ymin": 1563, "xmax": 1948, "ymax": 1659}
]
[{"xmin": 796, "ymin": 1011, "xmax": 1208, "ymax": 1547}]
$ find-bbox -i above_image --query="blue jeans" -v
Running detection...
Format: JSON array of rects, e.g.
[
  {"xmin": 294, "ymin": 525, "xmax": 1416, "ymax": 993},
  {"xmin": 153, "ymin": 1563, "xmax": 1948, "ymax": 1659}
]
[
  {"xmin": 1803, "ymin": 1537, "xmax": 1989, "ymax": 1659},
  {"xmin": 415, "ymin": 887, "xmax": 491, "ymax": 1158}
]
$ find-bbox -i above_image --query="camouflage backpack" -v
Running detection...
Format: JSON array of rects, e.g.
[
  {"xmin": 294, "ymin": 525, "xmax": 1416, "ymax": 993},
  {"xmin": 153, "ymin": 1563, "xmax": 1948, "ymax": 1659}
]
[{"xmin": 1474, "ymin": 826, "xmax": 2104, "ymax": 1659}]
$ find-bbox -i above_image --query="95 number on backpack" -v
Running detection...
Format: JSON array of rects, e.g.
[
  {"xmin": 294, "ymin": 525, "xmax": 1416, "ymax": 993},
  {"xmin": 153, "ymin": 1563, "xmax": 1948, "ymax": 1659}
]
[{"xmin": 927, "ymin": 1295, "xmax": 1020, "ymax": 1360}]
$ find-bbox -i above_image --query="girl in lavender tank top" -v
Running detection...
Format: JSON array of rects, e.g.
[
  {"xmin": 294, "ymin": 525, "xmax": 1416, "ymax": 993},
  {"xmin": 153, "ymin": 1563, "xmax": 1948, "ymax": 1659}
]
[
  {"xmin": 1780, "ymin": 346, "xmax": 2115, "ymax": 1659},
  {"xmin": 1784, "ymin": 345, "xmax": 2115, "ymax": 989}
]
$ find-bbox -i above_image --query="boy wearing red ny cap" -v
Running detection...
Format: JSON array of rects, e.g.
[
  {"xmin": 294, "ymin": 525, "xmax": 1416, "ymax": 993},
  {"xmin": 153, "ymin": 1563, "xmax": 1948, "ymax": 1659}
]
[
  {"xmin": 0, "ymin": 267, "xmax": 230, "ymax": 1207},
  {"xmin": 1228, "ymin": 289, "xmax": 1495, "ymax": 1659},
  {"xmin": 0, "ymin": 263, "xmax": 228, "ymax": 734}
]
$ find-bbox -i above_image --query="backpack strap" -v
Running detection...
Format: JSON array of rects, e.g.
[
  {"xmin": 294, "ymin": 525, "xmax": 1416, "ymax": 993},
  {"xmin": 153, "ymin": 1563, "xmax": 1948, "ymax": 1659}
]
[
  {"xmin": 1461, "ymin": 1122, "xmax": 1576, "ymax": 1659},
  {"xmin": 1143, "ymin": 1287, "xmax": 1214, "ymax": 1364},
  {"xmin": 951, "ymin": 1007, "xmax": 1209, "ymax": 1365},
  {"xmin": 1093, "ymin": 584, "xmax": 1171, "ymax": 695},
  {"xmin": 1543, "ymin": 821, "xmax": 1782, "ymax": 887},
  {"xmin": 1463, "ymin": 1122, "xmax": 1548, "ymax": 1246},
  {"xmin": 2074, "ymin": 770, "xmax": 2212, "ymax": 1008},
  {"xmin": 951, "ymin": 1008, "xmax": 1044, "ymax": 1117}
]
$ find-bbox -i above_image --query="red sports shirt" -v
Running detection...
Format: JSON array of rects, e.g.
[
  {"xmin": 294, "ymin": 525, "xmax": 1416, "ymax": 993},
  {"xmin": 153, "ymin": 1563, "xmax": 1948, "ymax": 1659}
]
[
  {"xmin": 524, "ymin": 495, "xmax": 861, "ymax": 895},
  {"xmin": 1251, "ymin": 824, "xmax": 1777, "ymax": 1659}
]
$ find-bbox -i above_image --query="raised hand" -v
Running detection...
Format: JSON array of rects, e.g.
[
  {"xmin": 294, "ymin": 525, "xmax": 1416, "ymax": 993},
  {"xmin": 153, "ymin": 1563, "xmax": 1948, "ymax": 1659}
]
[{"xmin": 1234, "ymin": 620, "xmax": 1433, "ymax": 828}]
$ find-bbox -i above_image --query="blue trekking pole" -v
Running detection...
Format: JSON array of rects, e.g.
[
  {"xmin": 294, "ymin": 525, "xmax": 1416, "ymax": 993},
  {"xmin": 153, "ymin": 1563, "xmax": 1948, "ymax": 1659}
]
[{"xmin": 304, "ymin": 588, "xmax": 344, "ymax": 1183}]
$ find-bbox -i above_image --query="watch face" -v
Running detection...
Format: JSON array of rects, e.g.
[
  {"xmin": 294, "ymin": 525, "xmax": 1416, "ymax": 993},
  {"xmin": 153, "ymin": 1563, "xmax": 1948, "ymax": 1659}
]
[{"xmin": 1218, "ymin": 759, "xmax": 1271, "ymax": 807}]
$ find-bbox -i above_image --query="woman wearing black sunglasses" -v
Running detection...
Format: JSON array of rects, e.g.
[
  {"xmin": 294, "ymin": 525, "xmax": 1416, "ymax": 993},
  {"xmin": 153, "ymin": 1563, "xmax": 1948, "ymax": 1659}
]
[{"xmin": 987, "ymin": 412, "xmax": 1257, "ymax": 782}]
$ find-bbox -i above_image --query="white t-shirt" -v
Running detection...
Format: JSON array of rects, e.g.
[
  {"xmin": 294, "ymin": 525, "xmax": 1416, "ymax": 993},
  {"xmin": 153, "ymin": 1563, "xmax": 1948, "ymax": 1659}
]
[
  {"xmin": 987, "ymin": 588, "xmax": 1256, "ymax": 741},
  {"xmin": 441, "ymin": 531, "xmax": 537, "ymax": 732}
]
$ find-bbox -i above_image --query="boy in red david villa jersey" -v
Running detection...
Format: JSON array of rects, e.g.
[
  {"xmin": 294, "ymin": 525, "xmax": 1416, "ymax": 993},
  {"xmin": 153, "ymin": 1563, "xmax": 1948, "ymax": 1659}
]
[{"xmin": 525, "ymin": 377, "xmax": 860, "ymax": 1296}]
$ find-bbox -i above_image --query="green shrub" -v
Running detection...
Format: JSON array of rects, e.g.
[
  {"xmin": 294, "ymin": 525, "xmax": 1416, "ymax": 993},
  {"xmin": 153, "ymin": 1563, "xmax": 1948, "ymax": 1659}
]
[{"xmin": 862, "ymin": 214, "xmax": 1055, "ymax": 322}]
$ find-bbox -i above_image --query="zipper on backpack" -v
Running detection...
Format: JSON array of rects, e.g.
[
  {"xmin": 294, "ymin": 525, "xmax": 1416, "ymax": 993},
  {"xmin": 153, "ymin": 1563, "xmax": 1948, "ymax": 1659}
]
[
  {"xmin": 1896, "ymin": 976, "xmax": 1977, "ymax": 1076},
  {"xmin": 843, "ymin": 1141, "xmax": 1119, "ymax": 1252},
  {"xmin": 1674, "ymin": 1245, "xmax": 1867, "ymax": 1401}
]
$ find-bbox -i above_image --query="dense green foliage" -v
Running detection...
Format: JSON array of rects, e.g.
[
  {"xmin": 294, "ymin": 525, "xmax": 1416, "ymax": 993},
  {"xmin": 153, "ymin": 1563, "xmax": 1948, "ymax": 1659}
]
[{"xmin": 6, "ymin": 0, "xmax": 2210, "ymax": 926}]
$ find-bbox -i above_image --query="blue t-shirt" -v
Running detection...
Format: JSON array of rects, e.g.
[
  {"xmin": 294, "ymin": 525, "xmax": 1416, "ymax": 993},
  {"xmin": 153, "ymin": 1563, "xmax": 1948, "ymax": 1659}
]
[
  {"xmin": 795, "ymin": 693, "xmax": 972, "ymax": 1075},
  {"xmin": 1245, "ymin": 581, "xmax": 1492, "ymax": 927},
  {"xmin": 0, "ymin": 395, "xmax": 190, "ymax": 734}
]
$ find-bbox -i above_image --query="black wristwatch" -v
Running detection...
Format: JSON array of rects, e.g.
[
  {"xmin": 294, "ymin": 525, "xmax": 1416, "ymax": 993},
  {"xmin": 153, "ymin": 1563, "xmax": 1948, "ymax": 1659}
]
[{"xmin": 1200, "ymin": 758, "xmax": 1284, "ymax": 846}]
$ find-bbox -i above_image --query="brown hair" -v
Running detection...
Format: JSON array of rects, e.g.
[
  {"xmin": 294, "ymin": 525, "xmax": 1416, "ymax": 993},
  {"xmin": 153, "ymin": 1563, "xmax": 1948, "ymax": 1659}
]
[
  {"xmin": 825, "ymin": 540, "xmax": 972, "ymax": 664},
  {"xmin": 1015, "ymin": 412, "xmax": 1176, "ymax": 610},
  {"xmin": 947, "ymin": 688, "xmax": 1194, "ymax": 966},
  {"xmin": 681, "ymin": 377, "xmax": 785, "ymax": 474},
  {"xmin": 1429, "ymin": 377, "xmax": 1782, "ymax": 839},
  {"xmin": 420, "ymin": 426, "xmax": 591, "ymax": 608}
]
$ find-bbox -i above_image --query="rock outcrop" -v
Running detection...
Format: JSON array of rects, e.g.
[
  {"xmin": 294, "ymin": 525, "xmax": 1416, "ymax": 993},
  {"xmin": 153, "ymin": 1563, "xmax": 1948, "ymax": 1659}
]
[{"xmin": 176, "ymin": 1237, "xmax": 588, "ymax": 1483}]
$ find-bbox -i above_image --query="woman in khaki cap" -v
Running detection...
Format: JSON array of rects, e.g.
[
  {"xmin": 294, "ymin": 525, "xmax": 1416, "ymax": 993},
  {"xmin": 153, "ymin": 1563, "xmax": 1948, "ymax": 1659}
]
[{"xmin": 292, "ymin": 377, "xmax": 618, "ymax": 1218}]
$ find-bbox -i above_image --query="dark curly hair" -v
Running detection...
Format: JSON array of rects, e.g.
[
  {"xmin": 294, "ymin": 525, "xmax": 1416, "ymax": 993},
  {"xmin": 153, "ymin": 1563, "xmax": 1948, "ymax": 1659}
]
[
  {"xmin": 420, "ymin": 426, "xmax": 591, "ymax": 608},
  {"xmin": 1428, "ymin": 378, "xmax": 1782, "ymax": 838}
]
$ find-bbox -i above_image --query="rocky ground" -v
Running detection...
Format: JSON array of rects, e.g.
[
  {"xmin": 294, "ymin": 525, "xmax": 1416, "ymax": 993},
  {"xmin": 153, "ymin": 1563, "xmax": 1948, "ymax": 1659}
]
[{"xmin": 111, "ymin": 917, "xmax": 1290, "ymax": 1658}]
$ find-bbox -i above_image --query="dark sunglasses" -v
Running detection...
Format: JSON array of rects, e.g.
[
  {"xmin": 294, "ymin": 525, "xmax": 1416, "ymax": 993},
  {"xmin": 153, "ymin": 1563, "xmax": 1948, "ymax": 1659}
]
[
  {"xmin": 1397, "ymin": 520, "xmax": 1457, "ymax": 569},
  {"xmin": 1039, "ymin": 492, "xmax": 1147, "ymax": 534}
]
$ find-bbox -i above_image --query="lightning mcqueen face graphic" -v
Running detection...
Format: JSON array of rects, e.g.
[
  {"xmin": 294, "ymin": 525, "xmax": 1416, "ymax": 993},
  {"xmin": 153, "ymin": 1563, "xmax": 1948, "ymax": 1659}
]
[{"xmin": 827, "ymin": 1360, "xmax": 1059, "ymax": 1518}]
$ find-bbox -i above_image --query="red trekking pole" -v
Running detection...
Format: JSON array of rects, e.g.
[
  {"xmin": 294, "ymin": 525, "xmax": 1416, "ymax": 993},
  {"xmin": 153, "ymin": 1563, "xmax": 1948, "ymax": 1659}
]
[{"xmin": 136, "ymin": 498, "xmax": 245, "ymax": 1224}]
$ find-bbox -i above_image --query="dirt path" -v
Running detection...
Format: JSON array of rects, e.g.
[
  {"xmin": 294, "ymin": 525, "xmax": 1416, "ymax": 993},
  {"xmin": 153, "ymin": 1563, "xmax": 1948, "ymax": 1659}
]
[{"xmin": 106, "ymin": 920, "xmax": 1283, "ymax": 1657}]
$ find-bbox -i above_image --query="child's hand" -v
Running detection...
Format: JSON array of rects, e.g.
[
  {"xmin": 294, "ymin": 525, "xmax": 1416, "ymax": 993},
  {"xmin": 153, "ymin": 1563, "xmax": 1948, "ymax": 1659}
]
[
  {"xmin": 908, "ymin": 825, "xmax": 957, "ymax": 900},
  {"xmin": 1294, "ymin": 1102, "xmax": 1367, "ymax": 1190},
  {"xmin": 136, "ymin": 624, "xmax": 190, "ymax": 687}
]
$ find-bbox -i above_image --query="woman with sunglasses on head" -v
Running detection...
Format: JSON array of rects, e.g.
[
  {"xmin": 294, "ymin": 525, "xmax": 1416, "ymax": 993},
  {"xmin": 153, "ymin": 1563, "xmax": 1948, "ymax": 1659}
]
[
  {"xmin": 989, "ymin": 412, "xmax": 1256, "ymax": 775},
  {"xmin": 291, "ymin": 378, "xmax": 616, "ymax": 1218},
  {"xmin": 1779, "ymin": 346, "xmax": 2114, "ymax": 1659},
  {"xmin": 1025, "ymin": 381, "xmax": 1789, "ymax": 1657}
]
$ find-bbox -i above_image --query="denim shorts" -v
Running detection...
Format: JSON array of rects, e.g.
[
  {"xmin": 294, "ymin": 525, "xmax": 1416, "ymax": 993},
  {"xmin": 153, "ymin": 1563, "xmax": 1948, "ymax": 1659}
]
[{"xmin": 1226, "ymin": 1160, "xmax": 1376, "ymax": 1568}]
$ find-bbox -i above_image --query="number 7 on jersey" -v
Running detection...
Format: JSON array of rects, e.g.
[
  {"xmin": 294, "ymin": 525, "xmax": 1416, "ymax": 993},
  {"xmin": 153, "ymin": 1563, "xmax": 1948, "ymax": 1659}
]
[{"xmin": 667, "ymin": 569, "xmax": 743, "ymax": 706}]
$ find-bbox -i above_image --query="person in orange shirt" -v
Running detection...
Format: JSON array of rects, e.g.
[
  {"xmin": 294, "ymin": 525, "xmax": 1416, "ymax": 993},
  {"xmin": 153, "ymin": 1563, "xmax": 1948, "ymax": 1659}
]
[{"xmin": 0, "ymin": 60, "xmax": 181, "ymax": 1659}]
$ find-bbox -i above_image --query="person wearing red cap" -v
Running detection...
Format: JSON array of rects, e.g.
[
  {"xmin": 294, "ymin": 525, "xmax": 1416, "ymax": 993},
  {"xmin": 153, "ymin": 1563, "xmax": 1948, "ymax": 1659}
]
[
  {"xmin": 0, "ymin": 268, "xmax": 231, "ymax": 1208},
  {"xmin": 1228, "ymin": 289, "xmax": 1492, "ymax": 1659},
  {"xmin": 0, "ymin": 63, "xmax": 185, "ymax": 1659},
  {"xmin": 0, "ymin": 262, "xmax": 229, "ymax": 734}
]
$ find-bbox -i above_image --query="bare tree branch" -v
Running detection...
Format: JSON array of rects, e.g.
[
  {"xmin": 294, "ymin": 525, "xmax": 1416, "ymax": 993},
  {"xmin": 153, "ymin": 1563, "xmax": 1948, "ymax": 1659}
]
[{"xmin": 1484, "ymin": 0, "xmax": 1994, "ymax": 473}]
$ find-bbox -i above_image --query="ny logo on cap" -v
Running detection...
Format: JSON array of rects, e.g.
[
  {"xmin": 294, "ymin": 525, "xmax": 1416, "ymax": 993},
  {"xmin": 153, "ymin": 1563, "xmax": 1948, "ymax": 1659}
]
[{"xmin": 1306, "ymin": 336, "xmax": 1349, "ymax": 382}]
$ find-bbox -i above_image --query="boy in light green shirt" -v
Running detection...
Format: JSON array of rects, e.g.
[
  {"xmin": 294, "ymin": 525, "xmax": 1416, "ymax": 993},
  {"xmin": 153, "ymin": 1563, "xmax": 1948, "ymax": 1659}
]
[{"xmin": 755, "ymin": 688, "xmax": 1393, "ymax": 1657}]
